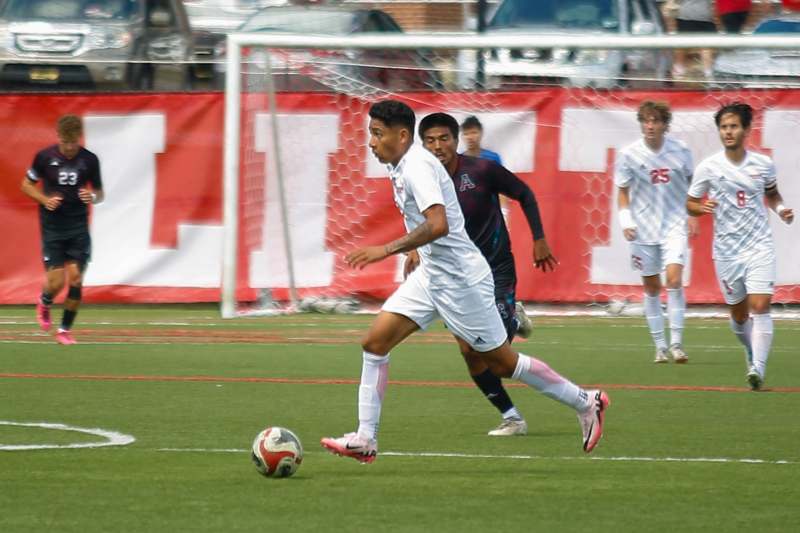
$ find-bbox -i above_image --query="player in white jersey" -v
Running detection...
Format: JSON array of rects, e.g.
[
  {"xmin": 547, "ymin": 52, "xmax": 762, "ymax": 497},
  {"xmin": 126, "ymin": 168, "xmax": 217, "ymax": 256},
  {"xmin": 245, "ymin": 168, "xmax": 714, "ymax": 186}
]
[
  {"xmin": 320, "ymin": 100, "xmax": 610, "ymax": 463},
  {"xmin": 687, "ymin": 103, "xmax": 794, "ymax": 390},
  {"xmin": 615, "ymin": 101, "xmax": 698, "ymax": 364}
]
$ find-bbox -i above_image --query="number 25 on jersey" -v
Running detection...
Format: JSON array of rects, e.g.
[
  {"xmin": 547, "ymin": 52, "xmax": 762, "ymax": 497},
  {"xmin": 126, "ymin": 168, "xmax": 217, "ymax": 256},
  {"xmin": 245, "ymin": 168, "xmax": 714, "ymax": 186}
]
[{"xmin": 649, "ymin": 168, "xmax": 670, "ymax": 184}]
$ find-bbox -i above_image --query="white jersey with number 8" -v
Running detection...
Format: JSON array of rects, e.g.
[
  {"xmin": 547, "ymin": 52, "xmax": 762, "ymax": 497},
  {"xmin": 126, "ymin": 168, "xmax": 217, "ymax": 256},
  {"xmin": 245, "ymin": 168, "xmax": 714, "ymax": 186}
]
[{"xmin": 689, "ymin": 150, "xmax": 776, "ymax": 260}]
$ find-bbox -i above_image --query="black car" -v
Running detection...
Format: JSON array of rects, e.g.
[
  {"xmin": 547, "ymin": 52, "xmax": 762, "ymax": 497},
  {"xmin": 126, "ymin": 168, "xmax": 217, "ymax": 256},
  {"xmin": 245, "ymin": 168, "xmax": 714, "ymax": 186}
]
[{"xmin": 217, "ymin": 5, "xmax": 441, "ymax": 93}]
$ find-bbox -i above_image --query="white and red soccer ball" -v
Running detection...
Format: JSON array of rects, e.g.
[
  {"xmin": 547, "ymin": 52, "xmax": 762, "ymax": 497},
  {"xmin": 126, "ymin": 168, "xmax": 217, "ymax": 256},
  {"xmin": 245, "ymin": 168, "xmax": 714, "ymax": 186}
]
[{"xmin": 251, "ymin": 427, "xmax": 303, "ymax": 478}]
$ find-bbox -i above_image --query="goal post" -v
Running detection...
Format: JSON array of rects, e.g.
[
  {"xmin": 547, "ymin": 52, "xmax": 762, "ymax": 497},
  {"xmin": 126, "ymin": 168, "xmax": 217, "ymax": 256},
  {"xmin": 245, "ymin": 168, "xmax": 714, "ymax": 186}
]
[{"xmin": 221, "ymin": 31, "xmax": 800, "ymax": 317}]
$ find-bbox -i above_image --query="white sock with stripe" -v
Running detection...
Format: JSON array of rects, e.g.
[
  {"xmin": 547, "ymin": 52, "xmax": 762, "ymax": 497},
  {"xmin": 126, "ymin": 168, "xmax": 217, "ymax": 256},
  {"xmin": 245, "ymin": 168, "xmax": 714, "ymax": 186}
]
[
  {"xmin": 512, "ymin": 353, "xmax": 590, "ymax": 412},
  {"xmin": 644, "ymin": 293, "xmax": 667, "ymax": 350},
  {"xmin": 730, "ymin": 317, "xmax": 753, "ymax": 365},
  {"xmin": 750, "ymin": 314, "xmax": 773, "ymax": 378},
  {"xmin": 666, "ymin": 288, "xmax": 685, "ymax": 346},
  {"xmin": 357, "ymin": 351, "xmax": 390, "ymax": 441}
]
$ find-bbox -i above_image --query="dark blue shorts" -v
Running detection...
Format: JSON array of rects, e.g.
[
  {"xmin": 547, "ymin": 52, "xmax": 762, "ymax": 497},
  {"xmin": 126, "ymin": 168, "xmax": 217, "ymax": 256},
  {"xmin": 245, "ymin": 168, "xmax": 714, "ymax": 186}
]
[
  {"xmin": 42, "ymin": 232, "xmax": 91, "ymax": 270},
  {"xmin": 493, "ymin": 271, "xmax": 518, "ymax": 343}
]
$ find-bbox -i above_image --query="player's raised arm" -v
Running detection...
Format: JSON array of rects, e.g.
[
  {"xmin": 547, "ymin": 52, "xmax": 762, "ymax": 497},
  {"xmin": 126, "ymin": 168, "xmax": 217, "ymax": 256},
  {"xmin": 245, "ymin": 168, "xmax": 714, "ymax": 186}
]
[
  {"xmin": 687, "ymin": 195, "xmax": 717, "ymax": 216},
  {"xmin": 765, "ymin": 184, "xmax": 794, "ymax": 225},
  {"xmin": 21, "ymin": 176, "xmax": 62, "ymax": 211},
  {"xmin": 345, "ymin": 204, "xmax": 448, "ymax": 270},
  {"xmin": 617, "ymin": 186, "xmax": 637, "ymax": 241},
  {"xmin": 490, "ymin": 163, "xmax": 557, "ymax": 271},
  {"xmin": 78, "ymin": 188, "xmax": 104, "ymax": 205}
]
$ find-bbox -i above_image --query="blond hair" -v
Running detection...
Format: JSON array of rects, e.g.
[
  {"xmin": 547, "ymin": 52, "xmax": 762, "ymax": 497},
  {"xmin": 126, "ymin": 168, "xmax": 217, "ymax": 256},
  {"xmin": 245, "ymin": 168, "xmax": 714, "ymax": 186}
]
[
  {"xmin": 56, "ymin": 114, "xmax": 83, "ymax": 141},
  {"xmin": 637, "ymin": 101, "xmax": 672, "ymax": 125}
]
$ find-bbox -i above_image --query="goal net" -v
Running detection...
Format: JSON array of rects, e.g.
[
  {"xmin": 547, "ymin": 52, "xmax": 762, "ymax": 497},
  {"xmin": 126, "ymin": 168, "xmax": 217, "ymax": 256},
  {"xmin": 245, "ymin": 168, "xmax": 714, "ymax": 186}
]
[{"xmin": 221, "ymin": 30, "xmax": 800, "ymax": 317}]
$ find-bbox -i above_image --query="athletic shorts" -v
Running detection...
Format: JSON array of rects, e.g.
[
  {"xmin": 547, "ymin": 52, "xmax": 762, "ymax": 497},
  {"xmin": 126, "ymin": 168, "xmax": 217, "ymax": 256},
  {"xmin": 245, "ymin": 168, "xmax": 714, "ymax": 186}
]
[
  {"xmin": 42, "ymin": 232, "xmax": 91, "ymax": 269},
  {"xmin": 492, "ymin": 269, "xmax": 518, "ymax": 343},
  {"xmin": 630, "ymin": 232, "xmax": 688, "ymax": 277},
  {"xmin": 720, "ymin": 12, "xmax": 748, "ymax": 34},
  {"xmin": 714, "ymin": 248, "xmax": 776, "ymax": 305},
  {"xmin": 382, "ymin": 267, "xmax": 508, "ymax": 352},
  {"xmin": 675, "ymin": 19, "xmax": 717, "ymax": 33}
]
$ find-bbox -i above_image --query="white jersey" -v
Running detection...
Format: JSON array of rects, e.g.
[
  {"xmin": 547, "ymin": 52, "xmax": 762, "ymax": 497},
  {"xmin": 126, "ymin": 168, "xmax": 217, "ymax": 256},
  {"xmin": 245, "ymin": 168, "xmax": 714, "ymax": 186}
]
[
  {"xmin": 388, "ymin": 144, "xmax": 491, "ymax": 288},
  {"xmin": 688, "ymin": 150, "xmax": 777, "ymax": 261},
  {"xmin": 614, "ymin": 136, "xmax": 693, "ymax": 244}
]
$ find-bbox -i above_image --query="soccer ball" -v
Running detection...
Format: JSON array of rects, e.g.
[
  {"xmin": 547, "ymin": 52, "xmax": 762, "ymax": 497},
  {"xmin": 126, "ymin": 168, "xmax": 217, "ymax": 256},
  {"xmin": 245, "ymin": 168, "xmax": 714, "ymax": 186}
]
[{"xmin": 251, "ymin": 427, "xmax": 303, "ymax": 478}]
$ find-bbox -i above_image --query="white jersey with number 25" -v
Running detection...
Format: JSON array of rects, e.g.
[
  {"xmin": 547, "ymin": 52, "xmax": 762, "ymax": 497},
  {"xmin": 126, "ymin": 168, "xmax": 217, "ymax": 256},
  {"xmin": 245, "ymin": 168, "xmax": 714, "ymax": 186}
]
[{"xmin": 614, "ymin": 137, "xmax": 693, "ymax": 244}]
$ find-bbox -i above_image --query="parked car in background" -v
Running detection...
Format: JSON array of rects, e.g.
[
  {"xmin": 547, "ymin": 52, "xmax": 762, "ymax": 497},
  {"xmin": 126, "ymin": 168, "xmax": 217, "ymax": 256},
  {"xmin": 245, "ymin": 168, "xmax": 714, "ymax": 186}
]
[
  {"xmin": 0, "ymin": 0, "xmax": 193, "ymax": 90},
  {"xmin": 713, "ymin": 16, "xmax": 800, "ymax": 88},
  {"xmin": 461, "ymin": 0, "xmax": 670, "ymax": 89},
  {"xmin": 183, "ymin": 0, "xmax": 283, "ymax": 84},
  {"xmin": 216, "ymin": 4, "xmax": 441, "ymax": 93}
]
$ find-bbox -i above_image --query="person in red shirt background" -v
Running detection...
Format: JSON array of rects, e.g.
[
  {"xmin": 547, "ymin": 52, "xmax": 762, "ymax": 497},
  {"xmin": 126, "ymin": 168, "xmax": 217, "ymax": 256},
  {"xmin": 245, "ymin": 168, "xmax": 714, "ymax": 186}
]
[{"xmin": 716, "ymin": 0, "xmax": 751, "ymax": 33}]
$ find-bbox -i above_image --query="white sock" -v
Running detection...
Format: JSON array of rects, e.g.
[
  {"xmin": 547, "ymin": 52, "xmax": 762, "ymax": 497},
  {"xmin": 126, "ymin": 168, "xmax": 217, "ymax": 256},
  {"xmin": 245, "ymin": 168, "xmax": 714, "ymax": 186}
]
[
  {"xmin": 730, "ymin": 317, "xmax": 753, "ymax": 365},
  {"xmin": 666, "ymin": 288, "xmax": 685, "ymax": 346},
  {"xmin": 750, "ymin": 314, "xmax": 773, "ymax": 378},
  {"xmin": 501, "ymin": 407, "xmax": 522, "ymax": 420},
  {"xmin": 356, "ymin": 351, "xmax": 390, "ymax": 441},
  {"xmin": 644, "ymin": 293, "xmax": 667, "ymax": 350},
  {"xmin": 512, "ymin": 353, "xmax": 590, "ymax": 412}
]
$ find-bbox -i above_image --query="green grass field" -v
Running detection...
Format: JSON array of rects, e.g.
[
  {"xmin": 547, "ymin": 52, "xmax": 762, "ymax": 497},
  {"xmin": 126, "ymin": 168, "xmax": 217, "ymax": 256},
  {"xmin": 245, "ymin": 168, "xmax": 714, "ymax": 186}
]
[{"xmin": 1, "ymin": 305, "xmax": 799, "ymax": 532}]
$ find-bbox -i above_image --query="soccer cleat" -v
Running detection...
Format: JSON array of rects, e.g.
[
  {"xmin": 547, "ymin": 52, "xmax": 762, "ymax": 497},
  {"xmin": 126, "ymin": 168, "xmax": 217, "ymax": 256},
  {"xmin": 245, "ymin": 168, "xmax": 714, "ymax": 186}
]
[
  {"xmin": 514, "ymin": 302, "xmax": 533, "ymax": 339},
  {"xmin": 36, "ymin": 302, "xmax": 52, "ymax": 332},
  {"xmin": 670, "ymin": 344, "xmax": 689, "ymax": 364},
  {"xmin": 746, "ymin": 367, "xmax": 763, "ymax": 391},
  {"xmin": 55, "ymin": 329, "xmax": 77, "ymax": 345},
  {"xmin": 488, "ymin": 417, "xmax": 528, "ymax": 437},
  {"xmin": 578, "ymin": 390, "xmax": 610, "ymax": 453},
  {"xmin": 320, "ymin": 432, "xmax": 377, "ymax": 464},
  {"xmin": 654, "ymin": 348, "xmax": 669, "ymax": 364}
]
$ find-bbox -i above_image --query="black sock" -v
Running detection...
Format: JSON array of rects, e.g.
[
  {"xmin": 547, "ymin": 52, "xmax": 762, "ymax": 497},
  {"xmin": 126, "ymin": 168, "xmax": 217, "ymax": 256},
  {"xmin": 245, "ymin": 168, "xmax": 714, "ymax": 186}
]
[
  {"xmin": 471, "ymin": 368, "xmax": 514, "ymax": 415},
  {"xmin": 61, "ymin": 309, "xmax": 77, "ymax": 331},
  {"xmin": 40, "ymin": 292, "xmax": 53, "ymax": 306}
]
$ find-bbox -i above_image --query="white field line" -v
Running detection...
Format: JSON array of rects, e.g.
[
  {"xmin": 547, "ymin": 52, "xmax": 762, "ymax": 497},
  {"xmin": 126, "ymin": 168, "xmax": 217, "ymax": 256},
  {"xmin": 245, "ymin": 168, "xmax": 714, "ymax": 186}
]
[
  {"xmin": 4, "ymin": 338, "xmax": 797, "ymax": 354},
  {"xmin": 0, "ymin": 340, "xmax": 372, "ymax": 346},
  {"xmin": 156, "ymin": 447, "xmax": 797, "ymax": 465},
  {"xmin": 0, "ymin": 421, "xmax": 135, "ymax": 451}
]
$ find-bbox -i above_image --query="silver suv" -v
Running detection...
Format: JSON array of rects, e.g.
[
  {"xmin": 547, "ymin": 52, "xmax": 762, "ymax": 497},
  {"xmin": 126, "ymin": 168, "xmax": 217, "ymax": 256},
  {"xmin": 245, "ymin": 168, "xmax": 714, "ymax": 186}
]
[
  {"xmin": 464, "ymin": 0, "xmax": 670, "ymax": 89},
  {"xmin": 0, "ymin": 0, "xmax": 193, "ymax": 89}
]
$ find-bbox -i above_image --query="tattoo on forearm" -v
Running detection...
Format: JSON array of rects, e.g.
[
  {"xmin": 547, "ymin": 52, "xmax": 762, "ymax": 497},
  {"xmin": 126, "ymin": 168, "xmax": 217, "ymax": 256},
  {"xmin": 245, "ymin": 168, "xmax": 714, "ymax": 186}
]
[{"xmin": 384, "ymin": 222, "xmax": 434, "ymax": 256}]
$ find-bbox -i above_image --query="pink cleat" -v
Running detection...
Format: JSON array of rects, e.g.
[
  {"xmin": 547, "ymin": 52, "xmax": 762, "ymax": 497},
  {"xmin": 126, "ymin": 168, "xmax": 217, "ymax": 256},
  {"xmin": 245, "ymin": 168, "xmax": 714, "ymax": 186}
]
[
  {"xmin": 36, "ymin": 302, "xmax": 52, "ymax": 332},
  {"xmin": 578, "ymin": 390, "xmax": 610, "ymax": 453},
  {"xmin": 320, "ymin": 432, "xmax": 377, "ymax": 464},
  {"xmin": 55, "ymin": 329, "xmax": 77, "ymax": 345}
]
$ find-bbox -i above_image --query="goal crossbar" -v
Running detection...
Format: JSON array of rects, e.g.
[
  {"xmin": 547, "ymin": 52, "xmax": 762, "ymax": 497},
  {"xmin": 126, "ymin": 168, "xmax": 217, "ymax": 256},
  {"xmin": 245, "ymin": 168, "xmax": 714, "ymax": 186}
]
[{"xmin": 226, "ymin": 32, "xmax": 800, "ymax": 51}]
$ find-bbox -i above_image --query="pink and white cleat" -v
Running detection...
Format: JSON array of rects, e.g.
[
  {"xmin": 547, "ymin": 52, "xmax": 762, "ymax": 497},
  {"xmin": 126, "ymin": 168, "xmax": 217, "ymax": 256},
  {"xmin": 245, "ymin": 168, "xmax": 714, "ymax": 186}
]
[
  {"xmin": 578, "ymin": 390, "xmax": 610, "ymax": 453},
  {"xmin": 320, "ymin": 432, "xmax": 377, "ymax": 464},
  {"xmin": 55, "ymin": 329, "xmax": 77, "ymax": 345},
  {"xmin": 36, "ymin": 302, "xmax": 52, "ymax": 332}
]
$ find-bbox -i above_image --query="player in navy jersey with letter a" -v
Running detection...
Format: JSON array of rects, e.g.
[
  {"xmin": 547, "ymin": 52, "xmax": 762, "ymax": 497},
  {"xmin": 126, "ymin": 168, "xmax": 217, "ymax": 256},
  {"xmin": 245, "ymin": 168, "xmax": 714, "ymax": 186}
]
[
  {"xmin": 417, "ymin": 112, "xmax": 557, "ymax": 436},
  {"xmin": 320, "ymin": 101, "xmax": 609, "ymax": 464},
  {"xmin": 21, "ymin": 115, "xmax": 104, "ymax": 345}
]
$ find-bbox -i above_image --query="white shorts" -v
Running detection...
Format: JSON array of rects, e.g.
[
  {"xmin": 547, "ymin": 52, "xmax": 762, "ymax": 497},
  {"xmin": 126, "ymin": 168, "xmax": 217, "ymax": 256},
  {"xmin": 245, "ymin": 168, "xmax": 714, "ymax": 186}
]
[
  {"xmin": 382, "ymin": 268, "xmax": 507, "ymax": 352},
  {"xmin": 714, "ymin": 248, "xmax": 776, "ymax": 305},
  {"xmin": 630, "ymin": 233, "xmax": 688, "ymax": 277}
]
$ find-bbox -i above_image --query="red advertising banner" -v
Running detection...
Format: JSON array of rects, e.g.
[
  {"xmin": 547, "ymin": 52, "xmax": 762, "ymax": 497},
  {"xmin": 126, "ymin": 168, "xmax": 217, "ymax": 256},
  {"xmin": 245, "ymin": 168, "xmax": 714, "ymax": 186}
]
[{"xmin": 1, "ymin": 90, "xmax": 798, "ymax": 305}]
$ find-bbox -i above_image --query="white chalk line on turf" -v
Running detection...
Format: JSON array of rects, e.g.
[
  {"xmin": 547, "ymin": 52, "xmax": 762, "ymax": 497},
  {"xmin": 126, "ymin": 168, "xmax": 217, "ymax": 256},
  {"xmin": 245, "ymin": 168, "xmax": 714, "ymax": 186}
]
[
  {"xmin": 155, "ymin": 447, "xmax": 796, "ymax": 465},
  {"xmin": 0, "ymin": 421, "xmax": 135, "ymax": 451}
]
